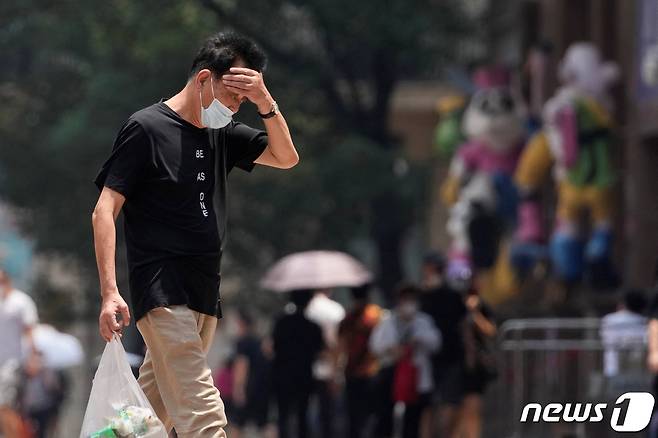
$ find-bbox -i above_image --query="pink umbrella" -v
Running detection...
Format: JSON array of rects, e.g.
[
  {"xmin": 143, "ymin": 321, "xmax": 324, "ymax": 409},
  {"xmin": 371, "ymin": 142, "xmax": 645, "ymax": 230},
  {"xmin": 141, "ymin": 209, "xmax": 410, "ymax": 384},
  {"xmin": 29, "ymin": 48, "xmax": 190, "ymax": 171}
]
[{"xmin": 260, "ymin": 250, "xmax": 373, "ymax": 292}]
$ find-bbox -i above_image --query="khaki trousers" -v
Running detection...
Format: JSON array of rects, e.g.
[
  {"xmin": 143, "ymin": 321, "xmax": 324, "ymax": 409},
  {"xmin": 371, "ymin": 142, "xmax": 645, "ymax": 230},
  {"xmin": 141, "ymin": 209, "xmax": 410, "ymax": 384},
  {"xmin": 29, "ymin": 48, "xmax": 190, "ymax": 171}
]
[{"xmin": 136, "ymin": 305, "xmax": 227, "ymax": 437}]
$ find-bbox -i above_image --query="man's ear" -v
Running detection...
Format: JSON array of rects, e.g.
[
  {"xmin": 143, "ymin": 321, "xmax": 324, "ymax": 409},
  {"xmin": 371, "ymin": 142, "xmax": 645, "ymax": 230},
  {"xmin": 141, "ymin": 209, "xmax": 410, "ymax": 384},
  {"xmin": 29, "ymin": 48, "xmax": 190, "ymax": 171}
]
[{"xmin": 196, "ymin": 69, "xmax": 211, "ymax": 90}]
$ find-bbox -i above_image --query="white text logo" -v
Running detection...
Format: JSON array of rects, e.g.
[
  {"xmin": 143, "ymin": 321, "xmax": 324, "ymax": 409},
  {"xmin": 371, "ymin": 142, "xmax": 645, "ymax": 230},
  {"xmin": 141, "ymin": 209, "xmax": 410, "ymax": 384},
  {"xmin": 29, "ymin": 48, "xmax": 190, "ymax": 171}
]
[{"xmin": 520, "ymin": 392, "xmax": 654, "ymax": 432}]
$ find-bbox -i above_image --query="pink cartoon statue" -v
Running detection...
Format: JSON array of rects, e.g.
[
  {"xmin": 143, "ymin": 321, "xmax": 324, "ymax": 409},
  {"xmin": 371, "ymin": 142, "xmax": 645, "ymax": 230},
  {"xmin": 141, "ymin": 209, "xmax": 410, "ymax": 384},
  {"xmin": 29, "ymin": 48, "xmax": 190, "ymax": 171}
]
[{"xmin": 441, "ymin": 66, "xmax": 526, "ymax": 281}]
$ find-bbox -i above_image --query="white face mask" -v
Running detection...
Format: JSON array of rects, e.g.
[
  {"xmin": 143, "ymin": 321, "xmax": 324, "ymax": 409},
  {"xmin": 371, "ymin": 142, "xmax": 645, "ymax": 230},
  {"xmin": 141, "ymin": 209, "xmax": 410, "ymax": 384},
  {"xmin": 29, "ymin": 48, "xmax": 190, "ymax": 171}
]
[{"xmin": 200, "ymin": 75, "xmax": 234, "ymax": 129}]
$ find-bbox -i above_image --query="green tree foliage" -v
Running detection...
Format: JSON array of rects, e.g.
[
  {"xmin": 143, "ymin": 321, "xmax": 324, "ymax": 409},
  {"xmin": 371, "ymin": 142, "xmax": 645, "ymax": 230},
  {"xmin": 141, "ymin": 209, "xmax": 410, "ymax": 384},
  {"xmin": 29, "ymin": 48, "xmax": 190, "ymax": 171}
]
[{"xmin": 199, "ymin": 0, "xmax": 470, "ymax": 299}]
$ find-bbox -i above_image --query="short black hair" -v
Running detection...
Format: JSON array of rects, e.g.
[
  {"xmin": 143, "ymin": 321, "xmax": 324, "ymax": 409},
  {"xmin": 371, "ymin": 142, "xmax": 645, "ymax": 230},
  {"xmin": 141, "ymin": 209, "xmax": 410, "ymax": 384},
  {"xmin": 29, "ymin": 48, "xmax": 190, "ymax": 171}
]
[
  {"xmin": 290, "ymin": 290, "xmax": 314, "ymax": 310},
  {"xmin": 395, "ymin": 283, "xmax": 421, "ymax": 301},
  {"xmin": 189, "ymin": 32, "xmax": 267, "ymax": 79},
  {"xmin": 350, "ymin": 284, "xmax": 371, "ymax": 301},
  {"xmin": 423, "ymin": 251, "xmax": 446, "ymax": 273},
  {"xmin": 624, "ymin": 288, "xmax": 648, "ymax": 314}
]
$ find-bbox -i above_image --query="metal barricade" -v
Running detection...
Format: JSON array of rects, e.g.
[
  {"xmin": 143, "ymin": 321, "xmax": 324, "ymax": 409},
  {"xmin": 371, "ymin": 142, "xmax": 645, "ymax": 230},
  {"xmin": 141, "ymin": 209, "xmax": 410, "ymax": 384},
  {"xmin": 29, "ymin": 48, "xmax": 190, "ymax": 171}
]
[{"xmin": 487, "ymin": 318, "xmax": 651, "ymax": 438}]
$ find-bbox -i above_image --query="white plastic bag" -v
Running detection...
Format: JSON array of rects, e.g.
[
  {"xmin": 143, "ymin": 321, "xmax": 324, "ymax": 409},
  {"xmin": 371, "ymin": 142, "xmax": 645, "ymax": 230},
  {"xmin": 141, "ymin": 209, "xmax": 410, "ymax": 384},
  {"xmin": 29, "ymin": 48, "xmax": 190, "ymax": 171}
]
[{"xmin": 80, "ymin": 335, "xmax": 167, "ymax": 438}]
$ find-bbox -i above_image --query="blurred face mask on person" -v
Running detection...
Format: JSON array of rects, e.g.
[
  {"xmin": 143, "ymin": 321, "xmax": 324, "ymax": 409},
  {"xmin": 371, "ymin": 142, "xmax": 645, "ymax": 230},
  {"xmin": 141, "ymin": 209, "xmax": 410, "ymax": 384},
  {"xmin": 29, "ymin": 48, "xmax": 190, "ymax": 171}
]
[
  {"xmin": 200, "ymin": 74, "xmax": 234, "ymax": 128},
  {"xmin": 398, "ymin": 299, "xmax": 419, "ymax": 320}
]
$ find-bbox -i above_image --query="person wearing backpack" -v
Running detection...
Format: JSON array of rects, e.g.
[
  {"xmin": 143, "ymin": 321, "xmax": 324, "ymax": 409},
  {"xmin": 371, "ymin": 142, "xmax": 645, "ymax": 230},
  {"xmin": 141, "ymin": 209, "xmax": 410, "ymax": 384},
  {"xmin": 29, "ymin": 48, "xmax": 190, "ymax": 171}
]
[{"xmin": 338, "ymin": 284, "xmax": 382, "ymax": 438}]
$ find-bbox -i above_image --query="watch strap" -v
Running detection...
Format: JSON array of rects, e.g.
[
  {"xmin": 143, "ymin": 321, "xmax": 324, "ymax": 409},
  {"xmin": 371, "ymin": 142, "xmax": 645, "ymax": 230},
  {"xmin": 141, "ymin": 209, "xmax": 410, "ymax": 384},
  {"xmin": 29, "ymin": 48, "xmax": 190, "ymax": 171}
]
[{"xmin": 258, "ymin": 101, "xmax": 279, "ymax": 119}]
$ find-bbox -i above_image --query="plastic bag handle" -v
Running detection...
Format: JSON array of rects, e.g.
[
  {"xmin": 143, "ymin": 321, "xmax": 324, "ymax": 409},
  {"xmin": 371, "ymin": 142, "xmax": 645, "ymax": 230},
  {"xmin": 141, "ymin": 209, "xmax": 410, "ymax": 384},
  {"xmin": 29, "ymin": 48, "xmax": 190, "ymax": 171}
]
[{"xmin": 108, "ymin": 333, "xmax": 135, "ymax": 377}]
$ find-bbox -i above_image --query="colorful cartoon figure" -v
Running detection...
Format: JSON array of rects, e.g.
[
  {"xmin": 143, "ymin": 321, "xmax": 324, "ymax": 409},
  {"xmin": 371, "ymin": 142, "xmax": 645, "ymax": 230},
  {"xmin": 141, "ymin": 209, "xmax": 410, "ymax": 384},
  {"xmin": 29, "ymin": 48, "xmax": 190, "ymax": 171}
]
[
  {"xmin": 513, "ymin": 42, "xmax": 619, "ymax": 286},
  {"xmin": 441, "ymin": 67, "xmax": 525, "ymax": 279}
]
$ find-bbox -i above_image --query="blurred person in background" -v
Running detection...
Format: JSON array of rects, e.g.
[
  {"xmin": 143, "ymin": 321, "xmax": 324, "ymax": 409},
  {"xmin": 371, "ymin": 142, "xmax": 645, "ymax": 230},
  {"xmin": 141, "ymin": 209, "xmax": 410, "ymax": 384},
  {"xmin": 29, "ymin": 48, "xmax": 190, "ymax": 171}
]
[
  {"xmin": 0, "ymin": 267, "xmax": 38, "ymax": 438},
  {"xmin": 305, "ymin": 289, "xmax": 345, "ymax": 438},
  {"xmin": 645, "ymin": 264, "xmax": 658, "ymax": 438},
  {"xmin": 92, "ymin": 31, "xmax": 298, "ymax": 437},
  {"xmin": 230, "ymin": 310, "xmax": 272, "ymax": 438},
  {"xmin": 419, "ymin": 252, "xmax": 468, "ymax": 438},
  {"xmin": 459, "ymin": 284, "xmax": 498, "ymax": 438},
  {"xmin": 601, "ymin": 289, "xmax": 647, "ymax": 378},
  {"xmin": 370, "ymin": 285, "xmax": 441, "ymax": 438},
  {"xmin": 213, "ymin": 355, "xmax": 236, "ymax": 428},
  {"xmin": 272, "ymin": 290, "xmax": 325, "ymax": 438},
  {"xmin": 22, "ymin": 351, "xmax": 66, "ymax": 438},
  {"xmin": 337, "ymin": 284, "xmax": 382, "ymax": 438}
]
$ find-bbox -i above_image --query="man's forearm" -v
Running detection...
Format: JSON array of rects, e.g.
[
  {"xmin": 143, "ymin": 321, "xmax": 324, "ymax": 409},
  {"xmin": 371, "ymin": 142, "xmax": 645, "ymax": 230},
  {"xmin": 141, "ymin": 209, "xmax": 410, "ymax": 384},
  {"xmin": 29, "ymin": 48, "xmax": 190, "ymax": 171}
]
[
  {"xmin": 472, "ymin": 311, "xmax": 497, "ymax": 338},
  {"xmin": 92, "ymin": 211, "xmax": 119, "ymax": 297},
  {"xmin": 233, "ymin": 356, "xmax": 249, "ymax": 391},
  {"xmin": 259, "ymin": 99, "xmax": 298, "ymax": 167},
  {"xmin": 649, "ymin": 320, "xmax": 658, "ymax": 354},
  {"xmin": 24, "ymin": 326, "xmax": 37, "ymax": 355}
]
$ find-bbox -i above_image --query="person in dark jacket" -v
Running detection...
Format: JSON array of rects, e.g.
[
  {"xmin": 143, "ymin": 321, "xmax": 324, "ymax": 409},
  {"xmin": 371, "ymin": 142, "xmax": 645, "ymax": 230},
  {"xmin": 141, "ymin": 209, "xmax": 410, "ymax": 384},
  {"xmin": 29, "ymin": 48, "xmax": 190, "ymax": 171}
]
[
  {"xmin": 272, "ymin": 290, "xmax": 325, "ymax": 438},
  {"xmin": 231, "ymin": 310, "xmax": 272, "ymax": 438},
  {"xmin": 419, "ymin": 252, "xmax": 468, "ymax": 438}
]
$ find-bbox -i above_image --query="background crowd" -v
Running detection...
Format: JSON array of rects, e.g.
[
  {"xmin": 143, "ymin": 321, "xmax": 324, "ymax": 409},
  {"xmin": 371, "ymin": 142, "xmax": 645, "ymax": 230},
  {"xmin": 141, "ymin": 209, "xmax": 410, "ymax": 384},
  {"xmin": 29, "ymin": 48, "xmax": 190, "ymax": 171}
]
[{"xmin": 213, "ymin": 252, "xmax": 498, "ymax": 438}]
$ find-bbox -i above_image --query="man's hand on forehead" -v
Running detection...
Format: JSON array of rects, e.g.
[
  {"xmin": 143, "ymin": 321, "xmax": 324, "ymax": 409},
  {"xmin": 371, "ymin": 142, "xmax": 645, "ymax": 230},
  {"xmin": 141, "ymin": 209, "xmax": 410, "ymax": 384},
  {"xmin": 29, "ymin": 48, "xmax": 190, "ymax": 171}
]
[
  {"xmin": 224, "ymin": 66, "xmax": 258, "ymax": 76},
  {"xmin": 222, "ymin": 67, "xmax": 273, "ymax": 113},
  {"xmin": 221, "ymin": 67, "xmax": 260, "ymax": 88}
]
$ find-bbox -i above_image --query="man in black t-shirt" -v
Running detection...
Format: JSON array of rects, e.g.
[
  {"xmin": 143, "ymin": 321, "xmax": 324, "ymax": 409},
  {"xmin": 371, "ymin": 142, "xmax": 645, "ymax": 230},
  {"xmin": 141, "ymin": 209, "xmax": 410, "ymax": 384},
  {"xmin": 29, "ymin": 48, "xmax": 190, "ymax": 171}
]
[{"xmin": 91, "ymin": 32, "xmax": 298, "ymax": 438}]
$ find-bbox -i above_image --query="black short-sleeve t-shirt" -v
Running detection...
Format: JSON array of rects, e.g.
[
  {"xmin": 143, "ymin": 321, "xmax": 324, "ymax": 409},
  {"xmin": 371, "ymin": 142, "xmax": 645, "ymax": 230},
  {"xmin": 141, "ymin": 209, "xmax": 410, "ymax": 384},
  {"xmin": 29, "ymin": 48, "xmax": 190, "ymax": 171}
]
[{"xmin": 94, "ymin": 102, "xmax": 268, "ymax": 321}]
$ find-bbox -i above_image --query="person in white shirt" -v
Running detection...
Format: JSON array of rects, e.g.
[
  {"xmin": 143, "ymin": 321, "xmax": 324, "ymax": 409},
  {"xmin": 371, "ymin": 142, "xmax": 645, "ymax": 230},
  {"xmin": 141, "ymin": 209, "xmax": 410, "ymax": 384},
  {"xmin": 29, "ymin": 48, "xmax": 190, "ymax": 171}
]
[
  {"xmin": 304, "ymin": 291, "xmax": 345, "ymax": 438},
  {"xmin": 306, "ymin": 291, "xmax": 346, "ymax": 349},
  {"xmin": 0, "ymin": 268, "xmax": 38, "ymax": 437},
  {"xmin": 600, "ymin": 289, "xmax": 648, "ymax": 377},
  {"xmin": 370, "ymin": 285, "xmax": 441, "ymax": 438}
]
